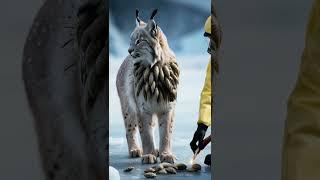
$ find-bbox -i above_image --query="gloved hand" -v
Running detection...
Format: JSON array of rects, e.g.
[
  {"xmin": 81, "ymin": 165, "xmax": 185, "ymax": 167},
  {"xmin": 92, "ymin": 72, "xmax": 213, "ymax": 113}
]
[
  {"xmin": 204, "ymin": 154, "xmax": 211, "ymax": 166},
  {"xmin": 190, "ymin": 123, "xmax": 208, "ymax": 154}
]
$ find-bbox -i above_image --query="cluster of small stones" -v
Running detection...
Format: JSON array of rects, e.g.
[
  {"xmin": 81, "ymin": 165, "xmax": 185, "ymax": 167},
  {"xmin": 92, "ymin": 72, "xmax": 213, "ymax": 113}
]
[
  {"xmin": 124, "ymin": 162, "xmax": 201, "ymax": 178},
  {"xmin": 142, "ymin": 162, "xmax": 201, "ymax": 178},
  {"xmin": 133, "ymin": 61, "xmax": 180, "ymax": 102}
]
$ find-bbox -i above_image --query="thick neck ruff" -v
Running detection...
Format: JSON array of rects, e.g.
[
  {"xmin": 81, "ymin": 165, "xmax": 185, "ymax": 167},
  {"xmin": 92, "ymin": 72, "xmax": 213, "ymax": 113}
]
[{"xmin": 133, "ymin": 61, "xmax": 180, "ymax": 102}]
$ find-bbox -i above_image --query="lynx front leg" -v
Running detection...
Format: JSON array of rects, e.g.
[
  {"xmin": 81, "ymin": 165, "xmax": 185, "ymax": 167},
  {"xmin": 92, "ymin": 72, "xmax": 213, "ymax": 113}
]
[
  {"xmin": 158, "ymin": 110, "xmax": 176, "ymax": 164},
  {"xmin": 139, "ymin": 113, "xmax": 158, "ymax": 164},
  {"xmin": 124, "ymin": 113, "xmax": 142, "ymax": 158}
]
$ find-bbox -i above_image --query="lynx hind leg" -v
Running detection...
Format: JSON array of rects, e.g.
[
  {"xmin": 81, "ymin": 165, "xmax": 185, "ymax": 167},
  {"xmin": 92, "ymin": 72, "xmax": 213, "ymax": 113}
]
[
  {"xmin": 139, "ymin": 113, "xmax": 158, "ymax": 164},
  {"xmin": 123, "ymin": 110, "xmax": 142, "ymax": 158},
  {"xmin": 158, "ymin": 110, "xmax": 176, "ymax": 164}
]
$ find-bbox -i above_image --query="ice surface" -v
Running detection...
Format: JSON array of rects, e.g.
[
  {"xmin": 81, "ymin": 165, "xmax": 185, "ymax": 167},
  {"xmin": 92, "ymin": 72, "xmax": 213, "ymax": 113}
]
[
  {"xmin": 109, "ymin": 122, "xmax": 212, "ymax": 180},
  {"xmin": 109, "ymin": 142, "xmax": 212, "ymax": 180}
]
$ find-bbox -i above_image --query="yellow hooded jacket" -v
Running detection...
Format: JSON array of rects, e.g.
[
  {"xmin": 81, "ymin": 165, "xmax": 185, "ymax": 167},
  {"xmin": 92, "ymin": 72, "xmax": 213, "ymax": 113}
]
[
  {"xmin": 282, "ymin": 1, "xmax": 320, "ymax": 179},
  {"xmin": 197, "ymin": 16, "xmax": 213, "ymax": 127},
  {"xmin": 197, "ymin": 59, "xmax": 212, "ymax": 127}
]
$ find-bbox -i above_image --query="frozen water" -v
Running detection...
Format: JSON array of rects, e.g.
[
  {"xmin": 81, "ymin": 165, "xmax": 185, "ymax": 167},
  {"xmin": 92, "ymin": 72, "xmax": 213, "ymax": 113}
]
[{"xmin": 109, "ymin": 140, "xmax": 211, "ymax": 180}]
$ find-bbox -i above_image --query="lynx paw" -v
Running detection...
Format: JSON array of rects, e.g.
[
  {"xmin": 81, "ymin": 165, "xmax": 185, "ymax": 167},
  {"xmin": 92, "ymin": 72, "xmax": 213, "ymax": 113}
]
[
  {"xmin": 160, "ymin": 152, "xmax": 176, "ymax": 164},
  {"xmin": 129, "ymin": 149, "xmax": 142, "ymax": 158},
  {"xmin": 141, "ymin": 154, "xmax": 157, "ymax": 164},
  {"xmin": 151, "ymin": 149, "xmax": 159, "ymax": 157}
]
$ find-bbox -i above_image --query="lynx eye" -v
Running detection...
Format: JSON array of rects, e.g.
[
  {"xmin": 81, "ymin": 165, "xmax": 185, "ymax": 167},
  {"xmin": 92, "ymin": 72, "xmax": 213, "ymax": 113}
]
[{"xmin": 135, "ymin": 39, "xmax": 141, "ymax": 45}]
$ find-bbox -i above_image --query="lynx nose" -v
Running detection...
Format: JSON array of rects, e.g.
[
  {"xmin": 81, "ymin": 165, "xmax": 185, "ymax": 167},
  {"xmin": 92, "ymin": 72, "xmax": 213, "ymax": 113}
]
[{"xmin": 128, "ymin": 48, "xmax": 134, "ymax": 54}]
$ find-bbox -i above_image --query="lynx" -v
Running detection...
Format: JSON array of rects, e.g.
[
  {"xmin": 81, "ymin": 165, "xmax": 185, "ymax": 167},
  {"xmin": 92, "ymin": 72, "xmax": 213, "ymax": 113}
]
[{"xmin": 116, "ymin": 9, "xmax": 180, "ymax": 164}]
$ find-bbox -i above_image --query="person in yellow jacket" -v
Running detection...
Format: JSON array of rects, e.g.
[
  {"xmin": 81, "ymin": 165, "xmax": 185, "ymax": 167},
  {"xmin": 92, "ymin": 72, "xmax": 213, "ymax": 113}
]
[
  {"xmin": 282, "ymin": 1, "xmax": 320, "ymax": 179},
  {"xmin": 190, "ymin": 13, "xmax": 221, "ymax": 166}
]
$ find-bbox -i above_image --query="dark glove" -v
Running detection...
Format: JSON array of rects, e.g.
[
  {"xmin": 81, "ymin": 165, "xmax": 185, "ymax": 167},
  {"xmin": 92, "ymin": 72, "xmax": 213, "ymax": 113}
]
[
  {"xmin": 190, "ymin": 123, "xmax": 208, "ymax": 154},
  {"xmin": 204, "ymin": 154, "xmax": 211, "ymax": 166}
]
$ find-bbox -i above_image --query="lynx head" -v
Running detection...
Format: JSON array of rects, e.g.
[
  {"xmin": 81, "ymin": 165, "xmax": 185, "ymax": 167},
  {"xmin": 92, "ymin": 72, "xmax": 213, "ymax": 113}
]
[{"xmin": 128, "ymin": 9, "xmax": 175, "ymax": 67}]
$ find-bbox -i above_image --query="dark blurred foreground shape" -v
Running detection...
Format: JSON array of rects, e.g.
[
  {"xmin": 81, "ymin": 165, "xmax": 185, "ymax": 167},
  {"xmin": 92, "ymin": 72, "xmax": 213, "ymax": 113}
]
[
  {"xmin": 22, "ymin": 0, "xmax": 108, "ymax": 179},
  {"xmin": 282, "ymin": 1, "xmax": 320, "ymax": 179},
  {"xmin": 213, "ymin": 1, "xmax": 310, "ymax": 180}
]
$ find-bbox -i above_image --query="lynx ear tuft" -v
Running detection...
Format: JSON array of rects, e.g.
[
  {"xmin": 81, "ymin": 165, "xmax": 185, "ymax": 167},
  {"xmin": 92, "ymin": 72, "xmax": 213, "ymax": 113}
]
[
  {"xmin": 136, "ymin": 9, "xmax": 141, "ymax": 26},
  {"xmin": 150, "ymin": 9, "xmax": 158, "ymax": 20}
]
